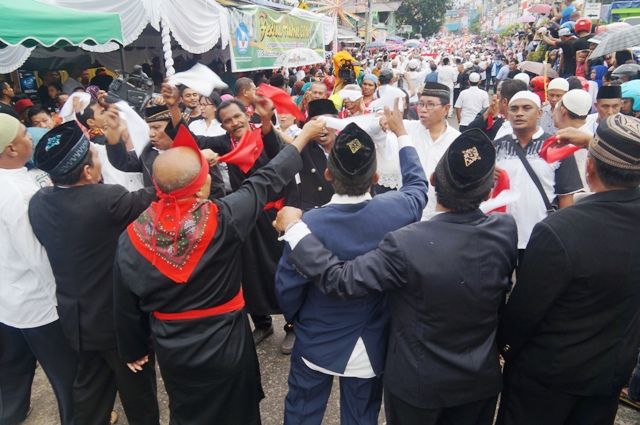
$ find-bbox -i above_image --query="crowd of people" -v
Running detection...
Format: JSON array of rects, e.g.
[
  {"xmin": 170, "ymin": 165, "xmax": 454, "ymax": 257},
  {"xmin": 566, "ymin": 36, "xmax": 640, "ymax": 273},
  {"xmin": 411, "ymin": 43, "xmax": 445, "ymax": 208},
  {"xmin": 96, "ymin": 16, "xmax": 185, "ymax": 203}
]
[{"xmin": 1, "ymin": 14, "xmax": 640, "ymax": 425}]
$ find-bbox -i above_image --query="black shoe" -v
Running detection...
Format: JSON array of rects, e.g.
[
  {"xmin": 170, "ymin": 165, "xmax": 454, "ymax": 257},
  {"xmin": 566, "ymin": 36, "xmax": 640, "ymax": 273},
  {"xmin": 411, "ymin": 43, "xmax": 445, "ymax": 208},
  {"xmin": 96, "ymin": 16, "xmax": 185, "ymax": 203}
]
[
  {"xmin": 253, "ymin": 326, "xmax": 274, "ymax": 346},
  {"xmin": 280, "ymin": 330, "xmax": 295, "ymax": 355}
]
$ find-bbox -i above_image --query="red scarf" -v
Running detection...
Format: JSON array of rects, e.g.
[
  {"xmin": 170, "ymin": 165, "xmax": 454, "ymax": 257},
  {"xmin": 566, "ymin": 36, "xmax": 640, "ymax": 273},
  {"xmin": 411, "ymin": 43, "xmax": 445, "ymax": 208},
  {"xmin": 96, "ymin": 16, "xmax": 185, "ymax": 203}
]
[
  {"xmin": 219, "ymin": 127, "xmax": 264, "ymax": 173},
  {"xmin": 128, "ymin": 124, "xmax": 219, "ymax": 283},
  {"xmin": 128, "ymin": 199, "xmax": 218, "ymax": 283}
]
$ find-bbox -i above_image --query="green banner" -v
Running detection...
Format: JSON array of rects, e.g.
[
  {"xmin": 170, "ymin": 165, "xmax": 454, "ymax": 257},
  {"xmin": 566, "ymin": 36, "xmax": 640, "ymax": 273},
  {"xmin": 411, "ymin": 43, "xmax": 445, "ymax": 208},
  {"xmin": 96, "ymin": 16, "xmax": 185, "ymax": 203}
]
[{"xmin": 229, "ymin": 6, "xmax": 325, "ymax": 72}]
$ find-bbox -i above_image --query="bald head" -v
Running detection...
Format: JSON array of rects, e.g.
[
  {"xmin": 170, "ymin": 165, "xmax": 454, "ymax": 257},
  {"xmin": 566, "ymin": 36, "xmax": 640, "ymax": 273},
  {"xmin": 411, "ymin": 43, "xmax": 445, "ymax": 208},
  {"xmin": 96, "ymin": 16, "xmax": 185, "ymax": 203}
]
[{"xmin": 153, "ymin": 147, "xmax": 202, "ymax": 193}]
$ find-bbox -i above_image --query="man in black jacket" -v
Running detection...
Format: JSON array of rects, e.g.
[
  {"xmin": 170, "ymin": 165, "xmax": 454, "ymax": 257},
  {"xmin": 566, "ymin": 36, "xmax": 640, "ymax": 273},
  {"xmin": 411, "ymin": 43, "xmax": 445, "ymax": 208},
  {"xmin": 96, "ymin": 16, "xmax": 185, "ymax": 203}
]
[
  {"xmin": 497, "ymin": 114, "xmax": 640, "ymax": 425},
  {"xmin": 286, "ymin": 99, "xmax": 337, "ymax": 211},
  {"xmin": 275, "ymin": 129, "xmax": 518, "ymax": 424},
  {"xmin": 29, "ymin": 119, "xmax": 159, "ymax": 425},
  {"xmin": 106, "ymin": 103, "xmax": 225, "ymax": 197}
]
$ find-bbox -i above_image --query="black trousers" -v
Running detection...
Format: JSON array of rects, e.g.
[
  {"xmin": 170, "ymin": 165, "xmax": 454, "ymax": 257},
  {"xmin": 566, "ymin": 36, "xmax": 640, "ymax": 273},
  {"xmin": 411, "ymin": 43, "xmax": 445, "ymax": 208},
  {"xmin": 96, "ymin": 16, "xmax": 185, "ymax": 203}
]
[
  {"xmin": 74, "ymin": 349, "xmax": 159, "ymax": 425},
  {"xmin": 497, "ymin": 366, "xmax": 619, "ymax": 425},
  {"xmin": 384, "ymin": 389, "xmax": 497, "ymax": 425},
  {"xmin": 0, "ymin": 321, "xmax": 77, "ymax": 425}
]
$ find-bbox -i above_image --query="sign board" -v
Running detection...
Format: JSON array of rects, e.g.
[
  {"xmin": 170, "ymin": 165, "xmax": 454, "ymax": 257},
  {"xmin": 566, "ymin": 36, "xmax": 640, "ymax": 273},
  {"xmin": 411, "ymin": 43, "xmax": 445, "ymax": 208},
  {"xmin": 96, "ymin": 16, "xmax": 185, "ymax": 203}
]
[
  {"xmin": 584, "ymin": 2, "xmax": 601, "ymax": 19},
  {"xmin": 228, "ymin": 6, "xmax": 325, "ymax": 72},
  {"xmin": 399, "ymin": 24, "xmax": 413, "ymax": 34}
]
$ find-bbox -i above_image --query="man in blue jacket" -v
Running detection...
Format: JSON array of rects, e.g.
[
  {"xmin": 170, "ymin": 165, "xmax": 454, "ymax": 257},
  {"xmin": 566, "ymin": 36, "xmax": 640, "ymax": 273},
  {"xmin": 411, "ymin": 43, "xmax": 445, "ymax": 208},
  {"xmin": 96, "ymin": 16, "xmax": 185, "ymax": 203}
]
[{"xmin": 275, "ymin": 105, "xmax": 428, "ymax": 425}]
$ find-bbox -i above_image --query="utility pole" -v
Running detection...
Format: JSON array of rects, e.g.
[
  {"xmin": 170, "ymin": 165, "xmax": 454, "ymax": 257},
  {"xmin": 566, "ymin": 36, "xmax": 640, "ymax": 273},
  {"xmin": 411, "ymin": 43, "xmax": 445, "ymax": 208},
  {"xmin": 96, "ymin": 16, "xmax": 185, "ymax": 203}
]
[{"xmin": 365, "ymin": 0, "xmax": 373, "ymax": 43}]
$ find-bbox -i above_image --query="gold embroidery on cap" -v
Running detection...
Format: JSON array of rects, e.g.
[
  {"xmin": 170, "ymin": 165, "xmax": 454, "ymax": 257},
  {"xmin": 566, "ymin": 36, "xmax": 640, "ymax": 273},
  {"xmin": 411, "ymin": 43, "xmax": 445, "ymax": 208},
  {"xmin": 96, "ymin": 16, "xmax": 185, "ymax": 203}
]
[
  {"xmin": 347, "ymin": 139, "xmax": 363, "ymax": 154},
  {"xmin": 462, "ymin": 147, "xmax": 481, "ymax": 167}
]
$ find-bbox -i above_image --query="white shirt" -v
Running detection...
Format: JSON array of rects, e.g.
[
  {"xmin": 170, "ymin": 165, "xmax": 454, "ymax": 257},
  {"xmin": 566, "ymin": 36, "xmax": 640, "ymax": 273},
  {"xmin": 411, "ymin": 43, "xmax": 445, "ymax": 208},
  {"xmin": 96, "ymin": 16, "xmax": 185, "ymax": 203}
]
[
  {"xmin": 94, "ymin": 143, "xmax": 144, "ymax": 192},
  {"xmin": 572, "ymin": 121, "xmax": 594, "ymax": 191},
  {"xmin": 285, "ymin": 192, "xmax": 377, "ymax": 379},
  {"xmin": 404, "ymin": 121, "xmax": 460, "ymax": 220},
  {"xmin": 0, "ymin": 168, "xmax": 58, "ymax": 328},
  {"xmin": 437, "ymin": 65, "xmax": 458, "ymax": 88},
  {"xmin": 495, "ymin": 128, "xmax": 581, "ymax": 249},
  {"xmin": 455, "ymin": 86, "xmax": 490, "ymax": 126},
  {"xmin": 189, "ymin": 119, "xmax": 226, "ymax": 137}
]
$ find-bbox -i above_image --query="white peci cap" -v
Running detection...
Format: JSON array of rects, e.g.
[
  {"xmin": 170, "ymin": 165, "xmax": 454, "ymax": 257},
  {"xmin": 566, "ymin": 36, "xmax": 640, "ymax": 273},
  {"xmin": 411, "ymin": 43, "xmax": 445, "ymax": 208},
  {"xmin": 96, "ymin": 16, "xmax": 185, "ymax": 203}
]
[
  {"xmin": 547, "ymin": 78, "xmax": 569, "ymax": 92},
  {"xmin": 509, "ymin": 90, "xmax": 541, "ymax": 108},
  {"xmin": 561, "ymin": 89, "xmax": 592, "ymax": 116},
  {"xmin": 469, "ymin": 72, "xmax": 481, "ymax": 83}
]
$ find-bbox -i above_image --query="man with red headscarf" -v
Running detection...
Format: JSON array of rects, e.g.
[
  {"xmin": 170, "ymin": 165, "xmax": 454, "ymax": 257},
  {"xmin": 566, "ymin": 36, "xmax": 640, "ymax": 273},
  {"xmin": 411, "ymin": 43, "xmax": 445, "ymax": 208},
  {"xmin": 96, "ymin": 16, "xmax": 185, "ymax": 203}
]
[{"xmin": 113, "ymin": 109, "xmax": 325, "ymax": 424}]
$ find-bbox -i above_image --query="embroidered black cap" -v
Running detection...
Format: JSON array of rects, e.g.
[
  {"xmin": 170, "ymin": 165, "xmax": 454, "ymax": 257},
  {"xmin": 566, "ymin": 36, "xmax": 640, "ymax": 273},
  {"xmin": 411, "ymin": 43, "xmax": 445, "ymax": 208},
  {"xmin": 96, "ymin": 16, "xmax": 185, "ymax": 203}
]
[
  {"xmin": 434, "ymin": 128, "xmax": 496, "ymax": 198},
  {"xmin": 34, "ymin": 121, "xmax": 90, "ymax": 177},
  {"xmin": 327, "ymin": 122, "xmax": 376, "ymax": 185}
]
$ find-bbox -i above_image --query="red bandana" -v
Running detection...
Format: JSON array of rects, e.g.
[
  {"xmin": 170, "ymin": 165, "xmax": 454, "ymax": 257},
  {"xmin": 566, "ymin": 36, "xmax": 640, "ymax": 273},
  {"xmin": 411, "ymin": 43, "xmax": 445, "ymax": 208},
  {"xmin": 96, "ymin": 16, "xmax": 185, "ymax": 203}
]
[
  {"xmin": 128, "ymin": 124, "xmax": 219, "ymax": 283},
  {"xmin": 219, "ymin": 127, "xmax": 264, "ymax": 173}
]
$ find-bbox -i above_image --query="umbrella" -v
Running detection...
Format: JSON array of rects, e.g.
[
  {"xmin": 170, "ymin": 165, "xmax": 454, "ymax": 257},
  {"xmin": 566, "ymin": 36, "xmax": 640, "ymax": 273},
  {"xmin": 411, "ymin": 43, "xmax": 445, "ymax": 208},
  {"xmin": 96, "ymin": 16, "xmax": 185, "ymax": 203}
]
[
  {"xmin": 366, "ymin": 41, "xmax": 386, "ymax": 49},
  {"xmin": 404, "ymin": 39, "xmax": 421, "ymax": 47},
  {"xmin": 528, "ymin": 4, "xmax": 552, "ymax": 14},
  {"xmin": 519, "ymin": 61, "xmax": 558, "ymax": 78},
  {"xmin": 273, "ymin": 48, "xmax": 324, "ymax": 68},
  {"xmin": 517, "ymin": 13, "xmax": 536, "ymax": 24},
  {"xmin": 590, "ymin": 25, "xmax": 640, "ymax": 59},
  {"xmin": 595, "ymin": 22, "xmax": 632, "ymax": 35},
  {"xmin": 0, "ymin": 0, "xmax": 123, "ymax": 47}
]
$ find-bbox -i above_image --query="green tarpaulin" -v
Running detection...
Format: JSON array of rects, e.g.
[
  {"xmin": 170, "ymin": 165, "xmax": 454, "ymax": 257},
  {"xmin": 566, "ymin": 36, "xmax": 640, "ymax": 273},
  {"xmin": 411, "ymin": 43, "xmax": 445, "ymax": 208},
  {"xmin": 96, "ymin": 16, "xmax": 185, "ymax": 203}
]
[{"xmin": 0, "ymin": 0, "xmax": 123, "ymax": 47}]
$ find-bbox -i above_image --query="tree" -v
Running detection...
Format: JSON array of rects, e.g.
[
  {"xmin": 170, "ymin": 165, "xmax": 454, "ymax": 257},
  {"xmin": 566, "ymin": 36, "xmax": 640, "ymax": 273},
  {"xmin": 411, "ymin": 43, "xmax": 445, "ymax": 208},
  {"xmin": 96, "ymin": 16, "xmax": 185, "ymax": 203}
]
[{"xmin": 396, "ymin": 0, "xmax": 451, "ymax": 37}]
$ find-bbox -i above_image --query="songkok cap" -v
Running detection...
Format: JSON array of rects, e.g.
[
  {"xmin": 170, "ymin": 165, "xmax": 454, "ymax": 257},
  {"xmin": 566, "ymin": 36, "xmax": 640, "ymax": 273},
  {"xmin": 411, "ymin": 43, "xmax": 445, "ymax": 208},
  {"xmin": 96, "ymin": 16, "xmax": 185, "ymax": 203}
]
[
  {"xmin": 307, "ymin": 99, "xmax": 338, "ymax": 120},
  {"xmin": 558, "ymin": 27, "xmax": 572, "ymax": 37},
  {"xmin": 590, "ymin": 114, "xmax": 640, "ymax": 171},
  {"xmin": 0, "ymin": 113, "xmax": 20, "ymax": 154},
  {"xmin": 422, "ymin": 82, "xmax": 451, "ymax": 103},
  {"xmin": 14, "ymin": 99, "xmax": 34, "ymax": 115},
  {"xmin": 144, "ymin": 105, "xmax": 171, "ymax": 123},
  {"xmin": 34, "ymin": 121, "xmax": 90, "ymax": 177},
  {"xmin": 434, "ymin": 128, "xmax": 496, "ymax": 199},
  {"xmin": 596, "ymin": 85, "xmax": 622, "ymax": 100},
  {"xmin": 548, "ymin": 78, "xmax": 569, "ymax": 92},
  {"xmin": 469, "ymin": 72, "xmax": 481, "ymax": 83},
  {"xmin": 339, "ymin": 84, "xmax": 363, "ymax": 101},
  {"xmin": 509, "ymin": 90, "xmax": 541, "ymax": 108},
  {"xmin": 561, "ymin": 89, "xmax": 592, "ymax": 116},
  {"xmin": 514, "ymin": 73, "xmax": 530, "ymax": 86},
  {"xmin": 327, "ymin": 123, "xmax": 376, "ymax": 186}
]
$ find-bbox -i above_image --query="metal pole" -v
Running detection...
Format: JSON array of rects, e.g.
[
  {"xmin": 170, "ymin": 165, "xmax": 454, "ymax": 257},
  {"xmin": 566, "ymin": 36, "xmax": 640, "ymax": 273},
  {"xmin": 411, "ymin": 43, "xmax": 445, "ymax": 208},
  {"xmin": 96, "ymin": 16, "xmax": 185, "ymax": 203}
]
[
  {"xmin": 365, "ymin": 0, "xmax": 373, "ymax": 43},
  {"xmin": 119, "ymin": 45, "xmax": 126, "ymax": 74}
]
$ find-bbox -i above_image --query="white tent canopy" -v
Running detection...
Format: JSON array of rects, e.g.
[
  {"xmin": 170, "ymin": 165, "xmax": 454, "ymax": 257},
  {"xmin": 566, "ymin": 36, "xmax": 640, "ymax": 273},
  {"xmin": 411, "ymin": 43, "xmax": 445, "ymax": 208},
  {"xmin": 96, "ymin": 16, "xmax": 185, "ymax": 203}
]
[{"xmin": 1, "ymin": 0, "xmax": 334, "ymax": 74}]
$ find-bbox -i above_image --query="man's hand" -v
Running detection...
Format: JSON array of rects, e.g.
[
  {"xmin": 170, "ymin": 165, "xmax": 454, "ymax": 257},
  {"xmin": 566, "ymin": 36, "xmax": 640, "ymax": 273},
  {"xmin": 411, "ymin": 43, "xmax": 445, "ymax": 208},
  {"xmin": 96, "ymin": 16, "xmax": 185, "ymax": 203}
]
[
  {"xmin": 255, "ymin": 97, "xmax": 275, "ymax": 120},
  {"xmin": 201, "ymin": 149, "xmax": 219, "ymax": 167},
  {"xmin": 487, "ymin": 94, "xmax": 500, "ymax": 118},
  {"xmin": 161, "ymin": 82, "xmax": 180, "ymax": 109},
  {"xmin": 494, "ymin": 164, "xmax": 504, "ymax": 182},
  {"xmin": 273, "ymin": 206, "xmax": 303, "ymax": 233},
  {"xmin": 126, "ymin": 355, "xmax": 149, "ymax": 373},
  {"xmin": 291, "ymin": 118, "xmax": 326, "ymax": 152},
  {"xmin": 383, "ymin": 98, "xmax": 407, "ymax": 137},
  {"xmin": 556, "ymin": 127, "xmax": 592, "ymax": 149},
  {"xmin": 104, "ymin": 105, "xmax": 124, "ymax": 146}
]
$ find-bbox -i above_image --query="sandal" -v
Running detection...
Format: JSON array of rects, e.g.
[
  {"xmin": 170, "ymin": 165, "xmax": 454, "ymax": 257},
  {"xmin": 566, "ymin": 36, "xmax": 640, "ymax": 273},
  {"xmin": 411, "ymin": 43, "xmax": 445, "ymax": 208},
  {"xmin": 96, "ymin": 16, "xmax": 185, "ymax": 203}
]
[{"xmin": 620, "ymin": 388, "xmax": 640, "ymax": 410}]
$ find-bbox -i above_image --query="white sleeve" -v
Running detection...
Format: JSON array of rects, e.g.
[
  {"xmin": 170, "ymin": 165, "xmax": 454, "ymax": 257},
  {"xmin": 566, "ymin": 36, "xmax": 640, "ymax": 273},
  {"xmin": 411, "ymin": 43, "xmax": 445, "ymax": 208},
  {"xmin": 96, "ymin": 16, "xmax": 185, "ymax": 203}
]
[{"xmin": 282, "ymin": 221, "xmax": 312, "ymax": 250}]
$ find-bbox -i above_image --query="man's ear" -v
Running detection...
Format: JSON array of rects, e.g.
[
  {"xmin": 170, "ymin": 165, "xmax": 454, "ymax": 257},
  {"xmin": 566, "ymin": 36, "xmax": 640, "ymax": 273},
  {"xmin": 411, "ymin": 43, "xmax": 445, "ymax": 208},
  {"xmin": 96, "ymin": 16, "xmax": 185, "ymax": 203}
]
[{"xmin": 324, "ymin": 168, "xmax": 334, "ymax": 182}]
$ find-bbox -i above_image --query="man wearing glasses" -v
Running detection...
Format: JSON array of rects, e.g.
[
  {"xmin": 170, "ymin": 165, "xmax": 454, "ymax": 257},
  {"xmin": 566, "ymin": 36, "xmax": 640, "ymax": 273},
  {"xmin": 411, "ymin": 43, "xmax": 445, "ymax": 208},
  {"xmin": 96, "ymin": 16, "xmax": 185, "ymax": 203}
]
[{"xmin": 402, "ymin": 82, "xmax": 460, "ymax": 219}]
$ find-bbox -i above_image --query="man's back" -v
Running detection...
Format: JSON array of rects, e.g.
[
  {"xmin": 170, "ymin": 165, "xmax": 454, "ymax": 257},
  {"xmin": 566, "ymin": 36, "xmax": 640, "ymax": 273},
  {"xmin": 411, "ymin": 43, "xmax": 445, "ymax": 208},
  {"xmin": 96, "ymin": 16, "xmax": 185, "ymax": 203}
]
[
  {"xmin": 456, "ymin": 86, "xmax": 490, "ymax": 126},
  {"xmin": 499, "ymin": 188, "xmax": 640, "ymax": 396},
  {"xmin": 383, "ymin": 211, "xmax": 517, "ymax": 408},
  {"xmin": 29, "ymin": 184, "xmax": 153, "ymax": 351}
]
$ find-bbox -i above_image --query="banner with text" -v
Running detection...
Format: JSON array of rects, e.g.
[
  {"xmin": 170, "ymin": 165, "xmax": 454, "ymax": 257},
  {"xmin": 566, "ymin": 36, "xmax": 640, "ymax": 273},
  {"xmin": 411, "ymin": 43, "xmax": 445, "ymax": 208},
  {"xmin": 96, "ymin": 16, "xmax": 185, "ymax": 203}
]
[{"xmin": 229, "ymin": 6, "xmax": 325, "ymax": 72}]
